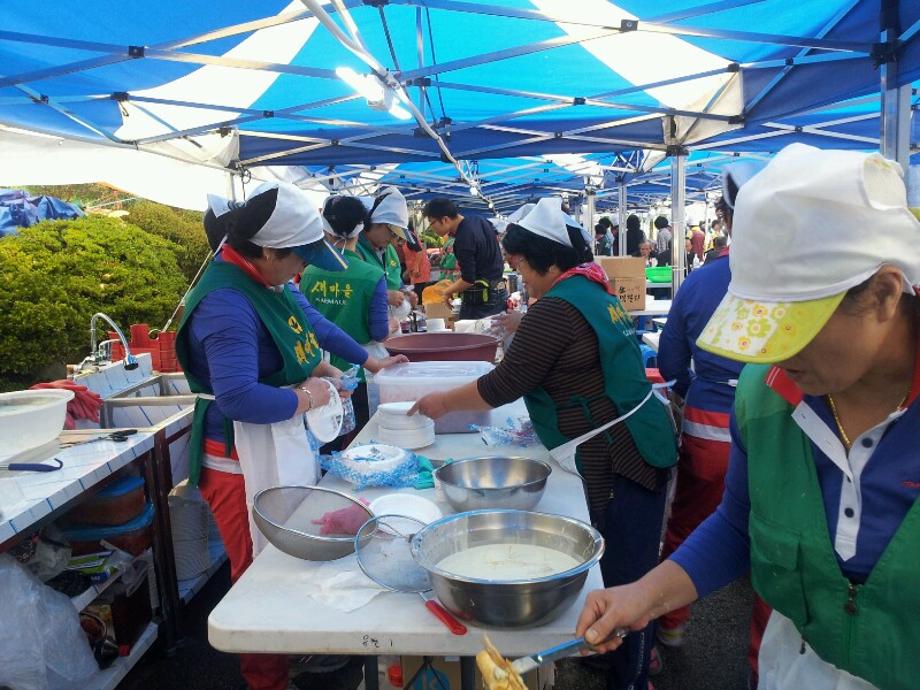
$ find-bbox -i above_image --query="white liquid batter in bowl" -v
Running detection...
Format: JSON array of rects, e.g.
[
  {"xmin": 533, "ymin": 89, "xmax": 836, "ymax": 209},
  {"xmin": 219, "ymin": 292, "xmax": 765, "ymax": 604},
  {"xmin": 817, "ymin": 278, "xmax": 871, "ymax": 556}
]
[{"xmin": 436, "ymin": 544, "xmax": 581, "ymax": 580}]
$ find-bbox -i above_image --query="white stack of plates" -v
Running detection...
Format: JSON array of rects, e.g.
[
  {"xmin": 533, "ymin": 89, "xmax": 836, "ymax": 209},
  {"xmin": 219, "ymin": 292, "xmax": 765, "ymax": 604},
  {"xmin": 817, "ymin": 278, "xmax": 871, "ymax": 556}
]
[{"xmin": 376, "ymin": 402, "xmax": 435, "ymax": 449}]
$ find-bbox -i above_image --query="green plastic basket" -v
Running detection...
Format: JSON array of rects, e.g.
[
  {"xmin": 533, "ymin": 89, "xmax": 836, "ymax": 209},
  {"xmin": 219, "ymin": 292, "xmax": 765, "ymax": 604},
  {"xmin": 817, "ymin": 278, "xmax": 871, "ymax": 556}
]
[{"xmin": 646, "ymin": 266, "xmax": 672, "ymax": 283}]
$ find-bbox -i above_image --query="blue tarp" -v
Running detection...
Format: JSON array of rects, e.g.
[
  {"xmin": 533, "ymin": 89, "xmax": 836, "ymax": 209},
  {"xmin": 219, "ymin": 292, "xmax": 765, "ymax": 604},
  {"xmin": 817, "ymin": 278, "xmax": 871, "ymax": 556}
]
[{"xmin": 0, "ymin": 188, "xmax": 83, "ymax": 236}]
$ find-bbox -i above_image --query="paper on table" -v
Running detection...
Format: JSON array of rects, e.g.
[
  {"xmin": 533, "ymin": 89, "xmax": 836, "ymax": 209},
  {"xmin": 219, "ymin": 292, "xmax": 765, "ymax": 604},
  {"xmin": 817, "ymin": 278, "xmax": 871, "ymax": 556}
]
[{"xmin": 276, "ymin": 554, "xmax": 387, "ymax": 612}]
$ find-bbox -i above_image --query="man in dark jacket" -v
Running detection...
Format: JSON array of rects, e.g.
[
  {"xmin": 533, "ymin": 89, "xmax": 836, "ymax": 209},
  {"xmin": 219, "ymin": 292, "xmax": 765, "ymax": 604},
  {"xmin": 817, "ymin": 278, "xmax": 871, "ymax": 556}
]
[{"xmin": 423, "ymin": 198, "xmax": 507, "ymax": 319}]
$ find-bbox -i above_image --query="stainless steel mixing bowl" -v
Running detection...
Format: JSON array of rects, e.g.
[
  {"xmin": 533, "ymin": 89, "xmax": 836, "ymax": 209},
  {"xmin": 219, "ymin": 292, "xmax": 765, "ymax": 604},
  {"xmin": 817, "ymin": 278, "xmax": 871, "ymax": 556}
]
[
  {"xmin": 410, "ymin": 509, "xmax": 604, "ymax": 628},
  {"xmin": 434, "ymin": 456, "xmax": 552, "ymax": 512},
  {"xmin": 253, "ymin": 485, "xmax": 373, "ymax": 561}
]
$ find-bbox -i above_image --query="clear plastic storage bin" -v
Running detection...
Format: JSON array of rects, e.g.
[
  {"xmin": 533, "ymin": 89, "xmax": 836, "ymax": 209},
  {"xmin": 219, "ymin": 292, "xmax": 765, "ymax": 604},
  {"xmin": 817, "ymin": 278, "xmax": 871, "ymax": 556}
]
[{"xmin": 374, "ymin": 361, "xmax": 494, "ymax": 434}]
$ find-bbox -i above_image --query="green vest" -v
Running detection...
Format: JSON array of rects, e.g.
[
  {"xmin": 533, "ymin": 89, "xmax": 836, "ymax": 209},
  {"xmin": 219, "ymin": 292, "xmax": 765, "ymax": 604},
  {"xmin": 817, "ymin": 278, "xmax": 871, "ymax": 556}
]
[
  {"xmin": 523, "ymin": 275, "xmax": 677, "ymax": 473},
  {"xmin": 736, "ymin": 364, "xmax": 920, "ymax": 690},
  {"xmin": 176, "ymin": 260, "xmax": 322, "ymax": 486},
  {"xmin": 301, "ymin": 248, "xmax": 383, "ymax": 381},
  {"xmin": 356, "ymin": 233, "xmax": 402, "ymax": 290}
]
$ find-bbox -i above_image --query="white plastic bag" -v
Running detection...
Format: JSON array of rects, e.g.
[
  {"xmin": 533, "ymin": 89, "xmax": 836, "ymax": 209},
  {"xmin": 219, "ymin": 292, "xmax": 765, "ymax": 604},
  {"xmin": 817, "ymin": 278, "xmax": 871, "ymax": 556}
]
[{"xmin": 0, "ymin": 554, "xmax": 100, "ymax": 690}]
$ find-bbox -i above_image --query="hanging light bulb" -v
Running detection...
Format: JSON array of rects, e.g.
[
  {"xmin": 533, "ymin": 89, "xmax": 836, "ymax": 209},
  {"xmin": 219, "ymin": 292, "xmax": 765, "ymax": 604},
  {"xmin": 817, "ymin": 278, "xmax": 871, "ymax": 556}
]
[
  {"xmin": 335, "ymin": 66, "xmax": 384, "ymax": 103},
  {"xmin": 469, "ymin": 184, "xmax": 480, "ymax": 197},
  {"xmin": 388, "ymin": 103, "xmax": 412, "ymax": 120}
]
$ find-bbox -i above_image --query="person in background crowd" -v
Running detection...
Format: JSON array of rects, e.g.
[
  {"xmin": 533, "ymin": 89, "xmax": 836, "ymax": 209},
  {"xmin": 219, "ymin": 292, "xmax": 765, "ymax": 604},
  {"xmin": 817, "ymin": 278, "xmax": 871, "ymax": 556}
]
[
  {"xmin": 654, "ymin": 161, "xmax": 764, "ymax": 680},
  {"xmin": 577, "ymin": 144, "xmax": 920, "ymax": 690},
  {"xmin": 703, "ymin": 235, "xmax": 728, "ymax": 265},
  {"xmin": 625, "ymin": 214, "xmax": 646, "ymax": 257},
  {"xmin": 595, "ymin": 221, "xmax": 613, "ymax": 256},
  {"xmin": 689, "ymin": 223, "xmax": 705, "ymax": 262},
  {"xmin": 300, "ymin": 194, "xmax": 408, "ymax": 443},
  {"xmin": 411, "ymin": 197, "xmax": 677, "ymax": 690},
  {"xmin": 400, "ymin": 220, "xmax": 433, "ymax": 303},
  {"xmin": 654, "ymin": 215, "xmax": 672, "ymax": 261},
  {"xmin": 423, "ymin": 198, "xmax": 507, "ymax": 319},
  {"xmin": 611, "ymin": 223, "xmax": 620, "ymax": 256},
  {"xmin": 638, "ymin": 240, "xmax": 654, "ymax": 267}
]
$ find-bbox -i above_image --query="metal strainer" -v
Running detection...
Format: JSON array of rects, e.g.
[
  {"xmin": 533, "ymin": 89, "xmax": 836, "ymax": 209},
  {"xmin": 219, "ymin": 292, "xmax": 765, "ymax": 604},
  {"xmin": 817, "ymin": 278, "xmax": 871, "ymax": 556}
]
[{"xmin": 355, "ymin": 514, "xmax": 467, "ymax": 635}]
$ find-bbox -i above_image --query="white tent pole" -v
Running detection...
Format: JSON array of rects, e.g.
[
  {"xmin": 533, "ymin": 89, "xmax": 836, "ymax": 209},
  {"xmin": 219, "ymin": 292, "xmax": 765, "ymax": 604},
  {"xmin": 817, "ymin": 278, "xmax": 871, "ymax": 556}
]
[
  {"xmin": 585, "ymin": 185, "xmax": 596, "ymax": 238},
  {"xmin": 879, "ymin": 22, "xmax": 911, "ymax": 172},
  {"xmin": 617, "ymin": 183, "xmax": 627, "ymax": 256},
  {"xmin": 671, "ymin": 153, "xmax": 687, "ymax": 295}
]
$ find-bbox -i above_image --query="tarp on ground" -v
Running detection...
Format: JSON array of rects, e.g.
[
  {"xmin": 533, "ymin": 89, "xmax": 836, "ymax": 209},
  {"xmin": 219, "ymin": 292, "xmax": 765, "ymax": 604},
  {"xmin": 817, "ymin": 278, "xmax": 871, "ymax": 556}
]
[{"xmin": 0, "ymin": 187, "xmax": 83, "ymax": 236}]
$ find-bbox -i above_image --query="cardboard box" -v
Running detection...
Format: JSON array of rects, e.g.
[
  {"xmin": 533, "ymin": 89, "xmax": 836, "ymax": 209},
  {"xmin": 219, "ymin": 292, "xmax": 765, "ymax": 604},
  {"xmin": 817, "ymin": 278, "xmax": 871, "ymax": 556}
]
[
  {"xmin": 423, "ymin": 301, "xmax": 456, "ymax": 325},
  {"xmin": 400, "ymin": 655, "xmax": 548, "ymax": 690},
  {"xmin": 597, "ymin": 257, "xmax": 647, "ymax": 311}
]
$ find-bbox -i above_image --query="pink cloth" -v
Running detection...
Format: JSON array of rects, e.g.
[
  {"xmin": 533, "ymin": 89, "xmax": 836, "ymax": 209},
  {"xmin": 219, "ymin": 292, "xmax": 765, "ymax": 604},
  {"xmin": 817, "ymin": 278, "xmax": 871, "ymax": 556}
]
[{"xmin": 553, "ymin": 262, "xmax": 615, "ymax": 295}]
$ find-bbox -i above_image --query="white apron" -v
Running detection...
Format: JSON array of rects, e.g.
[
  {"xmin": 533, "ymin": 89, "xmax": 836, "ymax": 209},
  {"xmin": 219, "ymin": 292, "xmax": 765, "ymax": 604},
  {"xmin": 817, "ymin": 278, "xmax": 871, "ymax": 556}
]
[
  {"xmin": 549, "ymin": 383, "xmax": 672, "ymax": 476},
  {"xmin": 758, "ymin": 611, "xmax": 877, "ymax": 690},
  {"xmin": 233, "ymin": 403, "xmax": 318, "ymax": 556}
]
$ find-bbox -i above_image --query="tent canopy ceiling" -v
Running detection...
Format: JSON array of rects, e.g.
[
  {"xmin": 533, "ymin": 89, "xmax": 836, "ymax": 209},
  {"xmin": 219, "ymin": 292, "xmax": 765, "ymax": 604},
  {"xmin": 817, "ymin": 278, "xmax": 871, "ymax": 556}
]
[{"xmin": 0, "ymin": 1, "xmax": 917, "ymax": 210}]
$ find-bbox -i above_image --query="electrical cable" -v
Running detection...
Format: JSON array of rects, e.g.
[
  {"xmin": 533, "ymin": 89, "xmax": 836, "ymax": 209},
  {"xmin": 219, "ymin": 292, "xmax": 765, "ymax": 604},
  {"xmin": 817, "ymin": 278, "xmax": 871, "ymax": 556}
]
[
  {"xmin": 378, "ymin": 7, "xmax": 401, "ymax": 72},
  {"xmin": 424, "ymin": 8, "xmax": 447, "ymax": 121}
]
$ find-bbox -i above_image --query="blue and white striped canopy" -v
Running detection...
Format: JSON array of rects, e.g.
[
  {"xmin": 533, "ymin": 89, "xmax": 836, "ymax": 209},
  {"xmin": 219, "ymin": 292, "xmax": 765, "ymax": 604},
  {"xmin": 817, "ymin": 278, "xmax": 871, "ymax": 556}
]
[{"xmin": 0, "ymin": 1, "xmax": 917, "ymax": 209}]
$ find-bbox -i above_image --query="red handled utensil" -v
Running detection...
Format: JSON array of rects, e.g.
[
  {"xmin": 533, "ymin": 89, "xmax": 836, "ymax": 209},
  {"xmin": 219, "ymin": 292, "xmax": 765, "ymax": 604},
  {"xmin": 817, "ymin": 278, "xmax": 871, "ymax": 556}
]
[
  {"xmin": 355, "ymin": 513, "xmax": 468, "ymax": 636},
  {"xmin": 419, "ymin": 591, "xmax": 467, "ymax": 635}
]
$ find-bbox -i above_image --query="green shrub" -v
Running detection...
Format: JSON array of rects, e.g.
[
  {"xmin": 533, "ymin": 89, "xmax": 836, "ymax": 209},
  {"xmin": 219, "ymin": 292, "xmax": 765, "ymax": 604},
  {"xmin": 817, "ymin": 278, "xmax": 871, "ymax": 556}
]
[
  {"xmin": 125, "ymin": 201, "xmax": 209, "ymax": 283},
  {"xmin": 0, "ymin": 217, "xmax": 186, "ymax": 380}
]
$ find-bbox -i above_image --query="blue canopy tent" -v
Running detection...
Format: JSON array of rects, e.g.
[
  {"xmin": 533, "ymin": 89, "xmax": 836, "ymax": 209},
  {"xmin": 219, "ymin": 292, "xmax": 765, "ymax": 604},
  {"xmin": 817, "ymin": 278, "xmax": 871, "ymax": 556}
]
[
  {"xmin": 0, "ymin": 2, "xmax": 916, "ymax": 172},
  {"xmin": 0, "ymin": 0, "xmax": 917, "ymax": 275}
]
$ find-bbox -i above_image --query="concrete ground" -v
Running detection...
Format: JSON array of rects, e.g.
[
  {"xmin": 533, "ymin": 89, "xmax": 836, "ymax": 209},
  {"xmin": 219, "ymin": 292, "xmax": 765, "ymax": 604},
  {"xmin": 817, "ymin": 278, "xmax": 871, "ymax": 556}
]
[
  {"xmin": 122, "ymin": 565, "xmax": 753, "ymax": 690},
  {"xmin": 555, "ymin": 578, "xmax": 754, "ymax": 690}
]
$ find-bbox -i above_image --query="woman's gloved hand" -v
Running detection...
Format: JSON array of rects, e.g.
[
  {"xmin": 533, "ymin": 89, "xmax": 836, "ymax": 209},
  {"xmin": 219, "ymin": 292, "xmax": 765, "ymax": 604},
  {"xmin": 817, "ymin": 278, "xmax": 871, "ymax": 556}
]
[
  {"xmin": 489, "ymin": 311, "xmax": 523, "ymax": 338},
  {"xmin": 408, "ymin": 391, "xmax": 450, "ymax": 419},
  {"xmin": 387, "ymin": 290, "xmax": 407, "ymax": 307},
  {"xmin": 295, "ymin": 377, "xmax": 333, "ymax": 414},
  {"xmin": 364, "ymin": 354, "xmax": 409, "ymax": 374},
  {"xmin": 311, "ymin": 498, "xmax": 370, "ymax": 536}
]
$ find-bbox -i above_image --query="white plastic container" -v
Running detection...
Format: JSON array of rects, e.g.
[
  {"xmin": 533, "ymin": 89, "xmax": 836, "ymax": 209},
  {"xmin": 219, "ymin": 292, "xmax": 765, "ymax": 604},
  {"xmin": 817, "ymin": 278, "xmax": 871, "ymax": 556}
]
[
  {"xmin": 0, "ymin": 389, "xmax": 74, "ymax": 464},
  {"xmin": 374, "ymin": 361, "xmax": 494, "ymax": 434}
]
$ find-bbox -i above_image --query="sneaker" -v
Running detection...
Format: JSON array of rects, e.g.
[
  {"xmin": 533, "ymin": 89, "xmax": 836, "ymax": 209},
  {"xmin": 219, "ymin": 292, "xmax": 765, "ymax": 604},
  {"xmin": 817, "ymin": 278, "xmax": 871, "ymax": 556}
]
[
  {"xmin": 648, "ymin": 646, "xmax": 664, "ymax": 676},
  {"xmin": 656, "ymin": 623, "xmax": 687, "ymax": 648}
]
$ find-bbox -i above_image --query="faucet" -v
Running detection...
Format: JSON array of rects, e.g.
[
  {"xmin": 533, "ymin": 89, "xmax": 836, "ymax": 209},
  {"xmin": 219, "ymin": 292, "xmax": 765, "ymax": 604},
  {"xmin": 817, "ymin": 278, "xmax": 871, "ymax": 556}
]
[{"xmin": 74, "ymin": 313, "xmax": 139, "ymax": 376}]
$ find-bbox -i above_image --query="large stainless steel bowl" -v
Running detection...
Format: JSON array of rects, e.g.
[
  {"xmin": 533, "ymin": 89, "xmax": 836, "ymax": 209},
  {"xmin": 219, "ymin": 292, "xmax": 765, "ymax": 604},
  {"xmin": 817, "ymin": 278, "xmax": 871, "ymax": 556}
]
[
  {"xmin": 410, "ymin": 510, "xmax": 604, "ymax": 628},
  {"xmin": 253, "ymin": 485, "xmax": 373, "ymax": 561},
  {"xmin": 434, "ymin": 456, "xmax": 551, "ymax": 512}
]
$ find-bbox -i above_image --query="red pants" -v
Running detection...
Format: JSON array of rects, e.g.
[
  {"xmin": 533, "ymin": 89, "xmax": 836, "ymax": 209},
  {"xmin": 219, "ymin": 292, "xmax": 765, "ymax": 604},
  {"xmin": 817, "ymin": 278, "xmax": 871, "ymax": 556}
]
[
  {"xmin": 658, "ymin": 425, "xmax": 770, "ymax": 677},
  {"xmin": 659, "ymin": 432, "xmax": 730, "ymax": 631},
  {"xmin": 200, "ymin": 468, "xmax": 289, "ymax": 690}
]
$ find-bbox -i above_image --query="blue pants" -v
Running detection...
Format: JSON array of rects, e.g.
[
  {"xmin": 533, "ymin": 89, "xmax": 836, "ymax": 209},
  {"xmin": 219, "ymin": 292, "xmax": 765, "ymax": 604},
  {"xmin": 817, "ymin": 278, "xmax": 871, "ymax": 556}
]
[{"xmin": 593, "ymin": 474, "xmax": 668, "ymax": 690}]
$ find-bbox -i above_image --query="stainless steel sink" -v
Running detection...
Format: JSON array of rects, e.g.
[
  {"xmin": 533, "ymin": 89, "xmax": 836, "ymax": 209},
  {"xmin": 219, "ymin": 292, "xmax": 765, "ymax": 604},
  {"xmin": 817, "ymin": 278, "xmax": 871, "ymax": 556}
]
[{"xmin": 101, "ymin": 373, "xmax": 196, "ymax": 484}]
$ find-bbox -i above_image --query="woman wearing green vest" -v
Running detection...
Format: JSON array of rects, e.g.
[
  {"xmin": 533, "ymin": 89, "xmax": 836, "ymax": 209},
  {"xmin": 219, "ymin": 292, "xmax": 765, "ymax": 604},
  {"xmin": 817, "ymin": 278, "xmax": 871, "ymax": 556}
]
[
  {"xmin": 301, "ymin": 194, "xmax": 408, "ymax": 439},
  {"xmin": 576, "ymin": 145, "xmax": 920, "ymax": 690},
  {"xmin": 355, "ymin": 185, "xmax": 420, "ymax": 321},
  {"xmin": 176, "ymin": 182, "xmax": 354, "ymax": 690},
  {"xmin": 410, "ymin": 197, "xmax": 677, "ymax": 690}
]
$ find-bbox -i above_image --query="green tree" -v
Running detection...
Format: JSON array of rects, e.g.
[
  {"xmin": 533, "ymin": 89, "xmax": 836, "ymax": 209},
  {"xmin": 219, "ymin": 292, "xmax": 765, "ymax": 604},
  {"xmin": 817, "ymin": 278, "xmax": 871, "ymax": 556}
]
[
  {"xmin": 125, "ymin": 201, "xmax": 209, "ymax": 283},
  {"xmin": 0, "ymin": 217, "xmax": 186, "ymax": 384}
]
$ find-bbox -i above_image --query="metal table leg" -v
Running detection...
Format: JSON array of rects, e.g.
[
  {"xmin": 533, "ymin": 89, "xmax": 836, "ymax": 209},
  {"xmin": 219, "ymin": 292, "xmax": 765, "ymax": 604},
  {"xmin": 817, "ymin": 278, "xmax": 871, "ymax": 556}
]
[
  {"xmin": 364, "ymin": 655, "xmax": 380, "ymax": 690},
  {"xmin": 460, "ymin": 656, "xmax": 476, "ymax": 690}
]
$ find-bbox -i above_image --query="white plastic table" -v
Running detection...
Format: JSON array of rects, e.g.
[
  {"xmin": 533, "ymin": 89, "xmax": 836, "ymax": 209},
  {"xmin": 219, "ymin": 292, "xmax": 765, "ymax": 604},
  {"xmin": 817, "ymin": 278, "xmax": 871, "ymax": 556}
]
[
  {"xmin": 629, "ymin": 298, "xmax": 672, "ymax": 317},
  {"xmin": 0, "ymin": 429, "xmax": 156, "ymax": 547},
  {"xmin": 208, "ymin": 403, "xmax": 604, "ymax": 689},
  {"xmin": 642, "ymin": 332, "xmax": 661, "ymax": 352}
]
